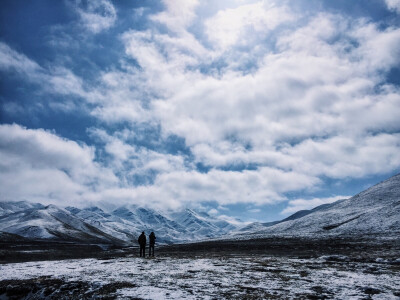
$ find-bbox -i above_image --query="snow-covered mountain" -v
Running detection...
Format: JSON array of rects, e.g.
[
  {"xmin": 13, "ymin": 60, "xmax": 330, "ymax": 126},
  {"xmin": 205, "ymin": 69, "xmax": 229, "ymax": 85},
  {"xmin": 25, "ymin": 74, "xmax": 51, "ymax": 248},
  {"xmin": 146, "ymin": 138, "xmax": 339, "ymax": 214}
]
[
  {"xmin": 0, "ymin": 204, "xmax": 124, "ymax": 243},
  {"xmin": 170, "ymin": 209, "xmax": 237, "ymax": 238},
  {"xmin": 0, "ymin": 202, "xmax": 240, "ymax": 245},
  {"xmin": 236, "ymin": 173, "xmax": 400, "ymax": 239},
  {"xmin": 2, "ymin": 173, "xmax": 398, "ymax": 244},
  {"xmin": 0, "ymin": 201, "xmax": 44, "ymax": 217}
]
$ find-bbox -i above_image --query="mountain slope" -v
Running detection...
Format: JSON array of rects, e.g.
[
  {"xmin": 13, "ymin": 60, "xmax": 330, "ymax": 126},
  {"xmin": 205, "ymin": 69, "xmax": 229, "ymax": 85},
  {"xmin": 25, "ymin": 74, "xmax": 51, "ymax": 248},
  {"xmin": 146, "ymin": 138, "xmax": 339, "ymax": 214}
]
[
  {"xmin": 238, "ymin": 201, "xmax": 346, "ymax": 233},
  {"xmin": 0, "ymin": 201, "xmax": 44, "ymax": 217},
  {"xmin": 0, "ymin": 204, "xmax": 126, "ymax": 244},
  {"xmin": 0, "ymin": 202, "xmax": 241, "ymax": 244},
  {"xmin": 238, "ymin": 173, "xmax": 400, "ymax": 239}
]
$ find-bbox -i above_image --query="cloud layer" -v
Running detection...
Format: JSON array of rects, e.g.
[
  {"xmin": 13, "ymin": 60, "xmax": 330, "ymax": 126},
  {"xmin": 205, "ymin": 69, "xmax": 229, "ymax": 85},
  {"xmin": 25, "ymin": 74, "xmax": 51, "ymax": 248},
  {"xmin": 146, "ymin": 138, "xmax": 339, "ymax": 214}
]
[{"xmin": 1, "ymin": 0, "xmax": 400, "ymax": 217}]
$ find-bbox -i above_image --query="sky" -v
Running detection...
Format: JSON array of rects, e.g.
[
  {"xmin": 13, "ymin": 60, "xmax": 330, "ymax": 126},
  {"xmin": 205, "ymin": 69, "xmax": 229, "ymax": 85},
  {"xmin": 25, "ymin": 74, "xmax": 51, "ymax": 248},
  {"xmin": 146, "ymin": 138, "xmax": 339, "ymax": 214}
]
[{"xmin": 0, "ymin": 0, "xmax": 400, "ymax": 222}]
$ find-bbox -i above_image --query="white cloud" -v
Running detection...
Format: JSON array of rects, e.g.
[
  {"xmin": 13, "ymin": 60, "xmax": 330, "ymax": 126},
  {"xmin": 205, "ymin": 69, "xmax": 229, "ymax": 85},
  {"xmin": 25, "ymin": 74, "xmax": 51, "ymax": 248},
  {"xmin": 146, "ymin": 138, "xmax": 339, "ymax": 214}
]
[
  {"xmin": 0, "ymin": 43, "xmax": 75, "ymax": 92},
  {"xmin": 142, "ymin": 167, "xmax": 319, "ymax": 206},
  {"xmin": 281, "ymin": 195, "xmax": 349, "ymax": 215},
  {"xmin": 284, "ymin": 134, "xmax": 400, "ymax": 178},
  {"xmin": 350, "ymin": 23, "xmax": 400, "ymax": 72},
  {"xmin": 85, "ymin": 2, "xmax": 400, "ymax": 210},
  {"xmin": 208, "ymin": 208, "xmax": 218, "ymax": 215},
  {"xmin": 217, "ymin": 214, "xmax": 249, "ymax": 226},
  {"xmin": 88, "ymin": 128, "xmax": 188, "ymax": 177},
  {"xmin": 151, "ymin": 0, "xmax": 199, "ymax": 33},
  {"xmin": 0, "ymin": 124, "xmax": 117, "ymax": 206},
  {"xmin": 73, "ymin": 0, "xmax": 117, "ymax": 34},
  {"xmin": 205, "ymin": 1, "xmax": 295, "ymax": 51},
  {"xmin": 384, "ymin": 0, "xmax": 400, "ymax": 13},
  {"xmin": 0, "ymin": 42, "xmax": 41, "ymax": 74},
  {"xmin": 0, "ymin": 42, "xmax": 102, "ymax": 111},
  {"xmin": 74, "ymin": 165, "xmax": 319, "ymax": 210},
  {"xmin": 3, "ymin": 1, "xmax": 400, "ymax": 213}
]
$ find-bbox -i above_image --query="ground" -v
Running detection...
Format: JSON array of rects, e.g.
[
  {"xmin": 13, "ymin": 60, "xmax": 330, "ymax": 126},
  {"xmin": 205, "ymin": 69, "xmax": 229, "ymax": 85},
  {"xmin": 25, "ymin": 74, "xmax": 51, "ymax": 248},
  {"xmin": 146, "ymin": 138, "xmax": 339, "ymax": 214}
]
[{"xmin": 0, "ymin": 238, "xmax": 399, "ymax": 299}]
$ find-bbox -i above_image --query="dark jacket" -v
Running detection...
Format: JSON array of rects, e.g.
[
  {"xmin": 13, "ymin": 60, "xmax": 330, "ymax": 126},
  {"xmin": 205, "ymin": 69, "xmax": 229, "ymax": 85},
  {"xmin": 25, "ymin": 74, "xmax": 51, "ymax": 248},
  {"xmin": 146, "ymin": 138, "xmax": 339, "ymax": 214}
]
[
  {"xmin": 149, "ymin": 232, "xmax": 156, "ymax": 245},
  {"xmin": 138, "ymin": 233, "xmax": 146, "ymax": 246}
]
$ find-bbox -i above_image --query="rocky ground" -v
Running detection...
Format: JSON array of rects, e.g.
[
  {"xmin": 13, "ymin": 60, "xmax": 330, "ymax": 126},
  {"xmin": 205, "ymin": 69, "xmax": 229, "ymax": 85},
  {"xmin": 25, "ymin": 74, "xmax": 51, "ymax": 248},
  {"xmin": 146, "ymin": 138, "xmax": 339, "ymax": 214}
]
[{"xmin": 0, "ymin": 238, "xmax": 399, "ymax": 299}]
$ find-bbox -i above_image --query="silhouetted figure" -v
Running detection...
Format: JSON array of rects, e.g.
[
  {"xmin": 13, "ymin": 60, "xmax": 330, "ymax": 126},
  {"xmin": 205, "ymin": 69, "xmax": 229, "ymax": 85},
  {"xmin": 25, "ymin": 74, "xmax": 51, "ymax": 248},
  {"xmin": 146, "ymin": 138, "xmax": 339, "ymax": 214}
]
[
  {"xmin": 138, "ymin": 231, "xmax": 146, "ymax": 257},
  {"xmin": 149, "ymin": 232, "xmax": 156, "ymax": 257}
]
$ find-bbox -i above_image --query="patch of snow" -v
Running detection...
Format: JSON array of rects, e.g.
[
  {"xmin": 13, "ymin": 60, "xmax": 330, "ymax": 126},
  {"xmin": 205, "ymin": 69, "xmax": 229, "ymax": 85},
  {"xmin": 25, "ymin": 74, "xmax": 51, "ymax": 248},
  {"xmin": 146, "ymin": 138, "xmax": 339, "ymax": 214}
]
[{"xmin": 0, "ymin": 255, "xmax": 399, "ymax": 299}]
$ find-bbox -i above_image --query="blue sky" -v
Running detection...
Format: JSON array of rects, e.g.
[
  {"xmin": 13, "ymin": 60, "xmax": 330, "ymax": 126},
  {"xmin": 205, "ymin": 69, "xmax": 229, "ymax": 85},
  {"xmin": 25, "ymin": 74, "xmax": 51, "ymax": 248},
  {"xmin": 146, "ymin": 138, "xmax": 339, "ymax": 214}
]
[{"xmin": 1, "ymin": 0, "xmax": 400, "ymax": 223}]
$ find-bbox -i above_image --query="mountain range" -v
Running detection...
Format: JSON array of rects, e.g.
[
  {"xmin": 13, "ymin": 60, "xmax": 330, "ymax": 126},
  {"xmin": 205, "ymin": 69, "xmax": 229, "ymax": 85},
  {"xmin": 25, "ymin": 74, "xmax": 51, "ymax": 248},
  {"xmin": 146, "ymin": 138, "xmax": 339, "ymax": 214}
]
[
  {"xmin": 0, "ymin": 202, "xmax": 241, "ymax": 245},
  {"xmin": 1, "ymin": 173, "xmax": 399, "ymax": 245}
]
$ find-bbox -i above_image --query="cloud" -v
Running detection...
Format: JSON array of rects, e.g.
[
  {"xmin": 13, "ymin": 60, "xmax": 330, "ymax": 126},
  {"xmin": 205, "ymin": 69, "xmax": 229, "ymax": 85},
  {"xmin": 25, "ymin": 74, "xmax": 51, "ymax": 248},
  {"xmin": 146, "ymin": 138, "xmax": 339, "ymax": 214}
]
[
  {"xmin": 208, "ymin": 208, "xmax": 218, "ymax": 215},
  {"xmin": 281, "ymin": 195, "xmax": 350, "ymax": 215},
  {"xmin": 88, "ymin": 128, "xmax": 188, "ymax": 177},
  {"xmin": 2, "ymin": 1, "xmax": 400, "ymax": 215},
  {"xmin": 0, "ymin": 124, "xmax": 117, "ymax": 206},
  {"xmin": 217, "ymin": 214, "xmax": 249, "ymax": 227},
  {"xmin": 72, "ymin": 0, "xmax": 117, "ymax": 34},
  {"xmin": 284, "ymin": 134, "xmax": 400, "ymax": 178},
  {"xmin": 384, "ymin": 0, "xmax": 400, "ymax": 13},
  {"xmin": 138, "ymin": 167, "xmax": 319, "ymax": 207},
  {"xmin": 248, "ymin": 208, "xmax": 261, "ymax": 213},
  {"xmin": 205, "ymin": 1, "xmax": 295, "ymax": 51},
  {"xmin": 81, "ymin": 2, "xmax": 400, "ymax": 209},
  {"xmin": 151, "ymin": 0, "xmax": 199, "ymax": 33},
  {"xmin": 0, "ymin": 42, "xmax": 41, "ymax": 74},
  {"xmin": 0, "ymin": 42, "xmax": 102, "ymax": 111}
]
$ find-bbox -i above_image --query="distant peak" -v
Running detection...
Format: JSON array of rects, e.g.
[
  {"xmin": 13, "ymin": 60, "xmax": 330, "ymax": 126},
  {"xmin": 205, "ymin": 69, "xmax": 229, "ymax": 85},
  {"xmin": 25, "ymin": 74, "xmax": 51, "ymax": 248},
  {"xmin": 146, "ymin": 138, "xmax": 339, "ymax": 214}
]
[{"xmin": 84, "ymin": 206, "xmax": 104, "ymax": 213}]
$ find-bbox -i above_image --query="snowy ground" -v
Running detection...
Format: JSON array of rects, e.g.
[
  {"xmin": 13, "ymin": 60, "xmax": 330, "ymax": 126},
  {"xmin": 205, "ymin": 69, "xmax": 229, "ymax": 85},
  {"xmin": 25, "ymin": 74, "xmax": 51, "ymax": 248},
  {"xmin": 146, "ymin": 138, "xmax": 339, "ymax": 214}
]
[{"xmin": 1, "ymin": 254, "xmax": 399, "ymax": 299}]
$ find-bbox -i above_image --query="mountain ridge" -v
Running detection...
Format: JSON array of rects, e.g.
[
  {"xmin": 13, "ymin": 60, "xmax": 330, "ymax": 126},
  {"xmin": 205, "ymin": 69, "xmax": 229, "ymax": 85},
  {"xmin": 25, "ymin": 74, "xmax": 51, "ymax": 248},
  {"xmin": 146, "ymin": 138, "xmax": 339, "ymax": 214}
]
[
  {"xmin": 231, "ymin": 173, "xmax": 400, "ymax": 240},
  {"xmin": 0, "ymin": 202, "xmax": 241, "ymax": 245},
  {"xmin": 1, "ymin": 173, "xmax": 399, "ymax": 244}
]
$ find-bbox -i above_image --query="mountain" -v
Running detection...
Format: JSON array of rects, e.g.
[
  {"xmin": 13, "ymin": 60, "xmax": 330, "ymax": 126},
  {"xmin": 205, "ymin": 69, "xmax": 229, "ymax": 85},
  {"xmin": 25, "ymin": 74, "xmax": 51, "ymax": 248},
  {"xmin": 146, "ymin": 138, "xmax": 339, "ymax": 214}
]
[
  {"xmin": 0, "ymin": 204, "xmax": 125, "ymax": 244},
  {"xmin": 3, "ymin": 174, "xmax": 398, "ymax": 244},
  {"xmin": 237, "ymin": 201, "xmax": 344, "ymax": 233},
  {"xmin": 0, "ymin": 202, "xmax": 240, "ymax": 244},
  {"xmin": 235, "ymin": 173, "xmax": 400, "ymax": 239},
  {"xmin": 0, "ymin": 201, "xmax": 44, "ymax": 217},
  {"xmin": 170, "ymin": 209, "xmax": 237, "ymax": 239},
  {"xmin": 111, "ymin": 206, "xmax": 190, "ymax": 244},
  {"xmin": 65, "ymin": 206, "xmax": 137, "ymax": 243}
]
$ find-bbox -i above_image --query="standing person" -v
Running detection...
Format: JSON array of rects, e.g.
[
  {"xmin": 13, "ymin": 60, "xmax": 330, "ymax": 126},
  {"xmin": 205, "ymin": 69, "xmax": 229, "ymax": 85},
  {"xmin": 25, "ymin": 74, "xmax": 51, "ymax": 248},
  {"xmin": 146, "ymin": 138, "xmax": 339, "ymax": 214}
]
[
  {"xmin": 149, "ymin": 232, "xmax": 156, "ymax": 257},
  {"xmin": 138, "ymin": 231, "xmax": 146, "ymax": 257}
]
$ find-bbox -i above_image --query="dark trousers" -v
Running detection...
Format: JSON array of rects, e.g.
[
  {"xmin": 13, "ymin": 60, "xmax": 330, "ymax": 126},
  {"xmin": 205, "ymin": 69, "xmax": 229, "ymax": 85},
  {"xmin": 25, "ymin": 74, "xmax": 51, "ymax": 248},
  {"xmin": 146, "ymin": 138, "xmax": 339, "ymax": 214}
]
[
  {"xmin": 140, "ymin": 245, "xmax": 145, "ymax": 257},
  {"xmin": 149, "ymin": 244, "xmax": 154, "ymax": 257}
]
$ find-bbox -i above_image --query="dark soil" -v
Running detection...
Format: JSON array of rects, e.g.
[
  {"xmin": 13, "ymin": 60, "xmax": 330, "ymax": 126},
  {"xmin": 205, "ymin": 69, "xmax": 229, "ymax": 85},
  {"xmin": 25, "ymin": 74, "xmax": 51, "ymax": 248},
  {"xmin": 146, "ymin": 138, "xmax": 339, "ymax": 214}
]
[
  {"xmin": 0, "ymin": 240, "xmax": 135, "ymax": 264},
  {"xmin": 157, "ymin": 237, "xmax": 400, "ymax": 261},
  {"xmin": 0, "ymin": 277, "xmax": 137, "ymax": 300},
  {"xmin": 1, "ymin": 236, "xmax": 399, "ymax": 264}
]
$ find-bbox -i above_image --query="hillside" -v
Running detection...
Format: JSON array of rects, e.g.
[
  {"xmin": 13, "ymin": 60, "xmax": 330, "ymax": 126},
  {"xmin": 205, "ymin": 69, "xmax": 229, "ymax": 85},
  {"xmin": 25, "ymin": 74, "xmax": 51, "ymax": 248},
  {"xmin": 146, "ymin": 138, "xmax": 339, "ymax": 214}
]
[
  {"xmin": 0, "ymin": 202, "xmax": 240, "ymax": 245},
  {"xmin": 235, "ymin": 173, "xmax": 400, "ymax": 239}
]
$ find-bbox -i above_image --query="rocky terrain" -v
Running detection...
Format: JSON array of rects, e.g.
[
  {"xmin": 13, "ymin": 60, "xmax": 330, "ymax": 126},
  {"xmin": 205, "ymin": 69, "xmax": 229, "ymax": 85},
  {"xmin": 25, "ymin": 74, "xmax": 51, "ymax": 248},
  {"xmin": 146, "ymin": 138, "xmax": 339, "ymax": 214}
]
[{"xmin": 1, "ymin": 244, "xmax": 399, "ymax": 299}]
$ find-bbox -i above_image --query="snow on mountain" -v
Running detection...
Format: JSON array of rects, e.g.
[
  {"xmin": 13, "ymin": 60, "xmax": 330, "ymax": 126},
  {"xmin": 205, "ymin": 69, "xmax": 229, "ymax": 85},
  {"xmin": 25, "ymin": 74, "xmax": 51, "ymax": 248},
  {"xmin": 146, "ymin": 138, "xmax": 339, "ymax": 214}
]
[
  {"xmin": 65, "ymin": 206, "xmax": 137, "ymax": 243},
  {"xmin": 4, "ymin": 173, "xmax": 396, "ymax": 244},
  {"xmin": 0, "ymin": 204, "xmax": 125, "ymax": 244},
  {"xmin": 0, "ymin": 202, "xmax": 241, "ymax": 244},
  {"xmin": 170, "ymin": 209, "xmax": 238, "ymax": 239},
  {"xmin": 237, "ymin": 202, "xmax": 342, "ymax": 233},
  {"xmin": 237, "ymin": 173, "xmax": 400, "ymax": 239},
  {"xmin": 0, "ymin": 201, "xmax": 44, "ymax": 216}
]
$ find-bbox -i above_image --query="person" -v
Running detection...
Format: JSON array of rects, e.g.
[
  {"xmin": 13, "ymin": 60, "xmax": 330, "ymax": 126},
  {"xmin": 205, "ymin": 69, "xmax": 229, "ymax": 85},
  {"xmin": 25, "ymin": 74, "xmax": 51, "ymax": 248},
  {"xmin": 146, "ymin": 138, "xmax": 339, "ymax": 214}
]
[
  {"xmin": 138, "ymin": 231, "xmax": 146, "ymax": 257},
  {"xmin": 149, "ymin": 232, "xmax": 156, "ymax": 257}
]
